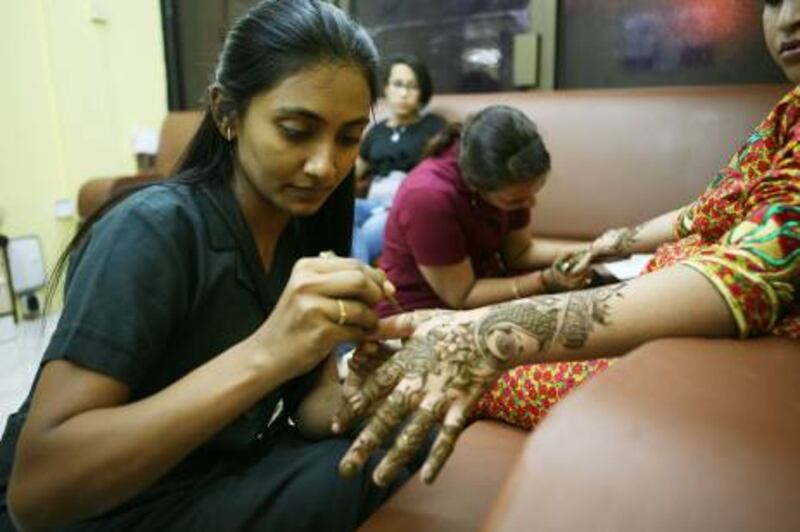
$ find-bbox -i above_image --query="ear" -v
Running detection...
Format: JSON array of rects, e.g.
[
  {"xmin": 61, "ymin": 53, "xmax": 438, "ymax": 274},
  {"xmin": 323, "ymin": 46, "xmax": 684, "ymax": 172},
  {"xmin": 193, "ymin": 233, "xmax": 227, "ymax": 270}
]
[{"xmin": 209, "ymin": 84, "xmax": 238, "ymax": 141}]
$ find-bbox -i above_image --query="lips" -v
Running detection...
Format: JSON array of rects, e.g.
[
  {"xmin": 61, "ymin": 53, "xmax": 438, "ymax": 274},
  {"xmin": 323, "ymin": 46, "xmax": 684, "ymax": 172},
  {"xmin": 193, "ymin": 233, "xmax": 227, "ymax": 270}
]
[
  {"xmin": 286, "ymin": 185, "xmax": 330, "ymax": 202},
  {"xmin": 780, "ymin": 39, "xmax": 800, "ymax": 53}
]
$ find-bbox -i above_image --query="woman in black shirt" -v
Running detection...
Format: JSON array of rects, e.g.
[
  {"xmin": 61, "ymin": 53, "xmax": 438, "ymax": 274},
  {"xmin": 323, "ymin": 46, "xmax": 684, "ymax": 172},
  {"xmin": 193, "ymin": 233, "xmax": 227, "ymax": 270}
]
[
  {"xmin": 351, "ymin": 55, "xmax": 445, "ymax": 264},
  {"xmin": 0, "ymin": 2, "xmax": 420, "ymax": 530}
]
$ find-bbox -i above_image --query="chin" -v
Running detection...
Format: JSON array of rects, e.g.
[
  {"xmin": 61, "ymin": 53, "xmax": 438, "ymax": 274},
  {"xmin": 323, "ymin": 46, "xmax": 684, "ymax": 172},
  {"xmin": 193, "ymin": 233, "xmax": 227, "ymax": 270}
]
[
  {"xmin": 286, "ymin": 199, "xmax": 328, "ymax": 217},
  {"xmin": 785, "ymin": 69, "xmax": 800, "ymax": 86}
]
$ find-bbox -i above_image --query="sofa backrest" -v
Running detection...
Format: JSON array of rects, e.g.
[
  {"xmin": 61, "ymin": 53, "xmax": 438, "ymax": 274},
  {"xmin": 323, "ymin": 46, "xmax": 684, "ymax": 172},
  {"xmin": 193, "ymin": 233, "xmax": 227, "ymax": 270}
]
[{"xmin": 428, "ymin": 84, "xmax": 789, "ymax": 239}]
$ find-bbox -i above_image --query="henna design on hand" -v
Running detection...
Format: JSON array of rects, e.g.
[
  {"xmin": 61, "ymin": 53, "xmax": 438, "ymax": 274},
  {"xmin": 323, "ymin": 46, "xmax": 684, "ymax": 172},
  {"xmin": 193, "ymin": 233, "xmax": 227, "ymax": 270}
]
[{"xmin": 336, "ymin": 283, "xmax": 628, "ymax": 485}]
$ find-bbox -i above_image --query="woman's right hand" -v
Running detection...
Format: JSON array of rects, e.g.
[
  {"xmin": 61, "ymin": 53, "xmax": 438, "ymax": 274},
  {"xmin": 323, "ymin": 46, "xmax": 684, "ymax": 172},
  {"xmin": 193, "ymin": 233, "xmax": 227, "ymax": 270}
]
[
  {"xmin": 544, "ymin": 249, "xmax": 594, "ymax": 292},
  {"xmin": 252, "ymin": 256, "xmax": 394, "ymax": 380}
]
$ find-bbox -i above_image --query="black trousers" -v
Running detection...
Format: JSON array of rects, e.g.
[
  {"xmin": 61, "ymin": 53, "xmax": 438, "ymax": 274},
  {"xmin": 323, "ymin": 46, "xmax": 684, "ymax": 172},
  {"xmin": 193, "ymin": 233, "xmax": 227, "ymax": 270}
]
[{"xmin": 2, "ymin": 425, "xmax": 423, "ymax": 532}]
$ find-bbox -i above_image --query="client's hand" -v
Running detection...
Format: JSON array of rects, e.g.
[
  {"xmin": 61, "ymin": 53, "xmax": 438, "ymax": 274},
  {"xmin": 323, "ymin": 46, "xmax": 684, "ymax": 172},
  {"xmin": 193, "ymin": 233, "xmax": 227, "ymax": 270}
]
[
  {"xmin": 591, "ymin": 227, "xmax": 637, "ymax": 258},
  {"xmin": 333, "ymin": 309, "xmax": 506, "ymax": 486}
]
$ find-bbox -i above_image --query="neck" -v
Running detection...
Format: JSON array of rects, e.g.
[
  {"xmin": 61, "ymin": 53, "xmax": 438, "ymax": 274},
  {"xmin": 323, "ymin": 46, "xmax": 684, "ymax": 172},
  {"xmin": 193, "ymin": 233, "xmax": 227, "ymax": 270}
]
[
  {"xmin": 389, "ymin": 110, "xmax": 420, "ymax": 127},
  {"xmin": 231, "ymin": 168, "xmax": 290, "ymax": 270}
]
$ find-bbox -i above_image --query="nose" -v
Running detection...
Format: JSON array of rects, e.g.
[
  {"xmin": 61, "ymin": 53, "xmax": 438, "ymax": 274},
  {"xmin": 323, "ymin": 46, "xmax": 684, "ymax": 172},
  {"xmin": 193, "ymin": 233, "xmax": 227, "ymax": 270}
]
[
  {"xmin": 778, "ymin": 1, "xmax": 800, "ymax": 33},
  {"xmin": 304, "ymin": 141, "xmax": 337, "ymax": 183}
]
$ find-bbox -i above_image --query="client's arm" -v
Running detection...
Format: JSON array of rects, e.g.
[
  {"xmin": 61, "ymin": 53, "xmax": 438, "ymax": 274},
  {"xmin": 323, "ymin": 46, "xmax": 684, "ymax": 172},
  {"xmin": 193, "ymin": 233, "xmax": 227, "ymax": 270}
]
[
  {"xmin": 334, "ymin": 265, "xmax": 735, "ymax": 485},
  {"xmin": 591, "ymin": 208, "xmax": 684, "ymax": 257}
]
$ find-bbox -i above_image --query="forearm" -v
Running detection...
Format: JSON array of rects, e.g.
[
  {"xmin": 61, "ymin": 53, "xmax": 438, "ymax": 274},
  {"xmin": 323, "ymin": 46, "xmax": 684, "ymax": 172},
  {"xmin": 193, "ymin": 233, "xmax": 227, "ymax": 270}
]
[
  {"xmin": 448, "ymin": 264, "xmax": 736, "ymax": 368},
  {"xmin": 10, "ymin": 337, "xmax": 290, "ymax": 529},
  {"xmin": 457, "ymin": 272, "xmax": 547, "ymax": 309},
  {"xmin": 510, "ymin": 237, "xmax": 590, "ymax": 269},
  {"xmin": 611, "ymin": 208, "xmax": 683, "ymax": 255}
]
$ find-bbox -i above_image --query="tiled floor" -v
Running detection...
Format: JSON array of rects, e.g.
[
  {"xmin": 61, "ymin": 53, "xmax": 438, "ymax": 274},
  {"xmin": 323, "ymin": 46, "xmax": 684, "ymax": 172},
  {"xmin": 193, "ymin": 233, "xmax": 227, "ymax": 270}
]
[{"xmin": 0, "ymin": 315, "xmax": 57, "ymax": 433}]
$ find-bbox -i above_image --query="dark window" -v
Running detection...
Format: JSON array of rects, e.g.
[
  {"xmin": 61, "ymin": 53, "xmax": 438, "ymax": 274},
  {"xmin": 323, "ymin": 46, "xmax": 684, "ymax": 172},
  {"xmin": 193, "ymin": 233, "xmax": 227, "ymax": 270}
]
[
  {"xmin": 352, "ymin": 0, "xmax": 532, "ymax": 93},
  {"xmin": 557, "ymin": 0, "xmax": 784, "ymax": 89},
  {"xmin": 162, "ymin": 0, "xmax": 256, "ymax": 110}
]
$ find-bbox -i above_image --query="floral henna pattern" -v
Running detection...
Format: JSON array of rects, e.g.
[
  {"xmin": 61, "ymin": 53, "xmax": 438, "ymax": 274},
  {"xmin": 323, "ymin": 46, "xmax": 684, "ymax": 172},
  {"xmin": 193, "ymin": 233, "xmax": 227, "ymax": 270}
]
[
  {"xmin": 612, "ymin": 225, "xmax": 642, "ymax": 255},
  {"xmin": 422, "ymin": 424, "xmax": 463, "ymax": 483},
  {"xmin": 373, "ymin": 407, "xmax": 438, "ymax": 486},
  {"xmin": 475, "ymin": 284, "xmax": 625, "ymax": 366},
  {"xmin": 338, "ymin": 284, "xmax": 627, "ymax": 484},
  {"xmin": 558, "ymin": 284, "xmax": 622, "ymax": 349}
]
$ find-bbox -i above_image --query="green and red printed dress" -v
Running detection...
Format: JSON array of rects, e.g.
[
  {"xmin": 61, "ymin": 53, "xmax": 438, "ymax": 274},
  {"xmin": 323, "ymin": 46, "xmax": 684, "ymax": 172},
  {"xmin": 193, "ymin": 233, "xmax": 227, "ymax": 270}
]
[{"xmin": 475, "ymin": 87, "xmax": 800, "ymax": 430}]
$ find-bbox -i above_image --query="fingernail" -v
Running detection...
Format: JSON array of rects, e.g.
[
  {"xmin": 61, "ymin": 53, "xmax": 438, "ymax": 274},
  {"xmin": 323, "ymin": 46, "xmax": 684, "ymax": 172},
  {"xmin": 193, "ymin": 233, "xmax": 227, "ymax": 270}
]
[
  {"xmin": 384, "ymin": 281, "xmax": 396, "ymax": 296},
  {"xmin": 339, "ymin": 461, "xmax": 359, "ymax": 478},
  {"xmin": 421, "ymin": 466, "xmax": 433, "ymax": 484},
  {"xmin": 373, "ymin": 471, "xmax": 388, "ymax": 487}
]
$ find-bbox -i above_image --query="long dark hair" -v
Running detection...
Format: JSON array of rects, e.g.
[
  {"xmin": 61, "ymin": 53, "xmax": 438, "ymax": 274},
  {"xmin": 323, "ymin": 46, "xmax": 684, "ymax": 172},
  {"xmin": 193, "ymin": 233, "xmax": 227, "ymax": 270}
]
[
  {"xmin": 46, "ymin": 0, "xmax": 380, "ymax": 311},
  {"xmin": 424, "ymin": 105, "xmax": 550, "ymax": 192}
]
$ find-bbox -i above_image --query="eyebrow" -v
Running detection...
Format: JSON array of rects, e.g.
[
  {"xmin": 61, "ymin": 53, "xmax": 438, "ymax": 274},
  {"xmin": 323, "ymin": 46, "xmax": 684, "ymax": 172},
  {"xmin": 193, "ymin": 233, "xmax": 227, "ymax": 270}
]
[{"xmin": 275, "ymin": 106, "xmax": 369, "ymax": 128}]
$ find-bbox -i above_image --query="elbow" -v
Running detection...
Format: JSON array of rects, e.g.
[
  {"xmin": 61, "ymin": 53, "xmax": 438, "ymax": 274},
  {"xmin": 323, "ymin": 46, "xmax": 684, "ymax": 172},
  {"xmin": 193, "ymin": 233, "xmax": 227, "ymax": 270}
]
[
  {"xmin": 438, "ymin": 283, "xmax": 480, "ymax": 310},
  {"xmin": 7, "ymin": 475, "xmax": 53, "ymax": 532},
  {"xmin": 441, "ymin": 293, "xmax": 467, "ymax": 310},
  {"xmin": 8, "ymin": 448, "xmax": 88, "ymax": 531}
]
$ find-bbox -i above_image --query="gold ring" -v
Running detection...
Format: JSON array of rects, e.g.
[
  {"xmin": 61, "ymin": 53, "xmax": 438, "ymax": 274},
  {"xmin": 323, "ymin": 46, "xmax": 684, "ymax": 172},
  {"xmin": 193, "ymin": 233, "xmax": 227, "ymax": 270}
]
[{"xmin": 337, "ymin": 299, "xmax": 347, "ymax": 326}]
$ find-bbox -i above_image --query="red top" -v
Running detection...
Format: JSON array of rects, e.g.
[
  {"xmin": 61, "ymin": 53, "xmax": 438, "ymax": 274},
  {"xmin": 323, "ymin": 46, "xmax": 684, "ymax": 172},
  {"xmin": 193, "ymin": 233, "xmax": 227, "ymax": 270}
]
[{"xmin": 378, "ymin": 143, "xmax": 530, "ymax": 315}]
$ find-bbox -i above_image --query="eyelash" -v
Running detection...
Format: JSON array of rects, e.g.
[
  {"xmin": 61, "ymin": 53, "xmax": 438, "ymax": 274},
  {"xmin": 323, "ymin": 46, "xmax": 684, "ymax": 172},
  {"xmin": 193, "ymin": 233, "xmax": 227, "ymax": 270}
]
[
  {"xmin": 278, "ymin": 124, "xmax": 312, "ymax": 141},
  {"xmin": 278, "ymin": 124, "xmax": 361, "ymax": 147},
  {"xmin": 765, "ymin": 0, "xmax": 782, "ymax": 7}
]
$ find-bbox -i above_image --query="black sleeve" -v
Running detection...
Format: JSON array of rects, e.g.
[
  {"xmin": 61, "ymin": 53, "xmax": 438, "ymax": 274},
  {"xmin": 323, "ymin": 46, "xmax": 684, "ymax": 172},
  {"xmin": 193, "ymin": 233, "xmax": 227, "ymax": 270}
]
[{"xmin": 44, "ymin": 189, "xmax": 194, "ymax": 391}]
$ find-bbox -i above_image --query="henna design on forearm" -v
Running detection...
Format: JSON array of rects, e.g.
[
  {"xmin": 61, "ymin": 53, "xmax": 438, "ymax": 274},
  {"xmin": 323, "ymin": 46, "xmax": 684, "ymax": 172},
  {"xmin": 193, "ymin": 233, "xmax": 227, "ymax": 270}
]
[
  {"xmin": 474, "ymin": 284, "xmax": 627, "ymax": 366},
  {"xmin": 475, "ymin": 297, "xmax": 563, "ymax": 365},
  {"xmin": 557, "ymin": 283, "xmax": 623, "ymax": 349},
  {"xmin": 612, "ymin": 225, "xmax": 643, "ymax": 255}
]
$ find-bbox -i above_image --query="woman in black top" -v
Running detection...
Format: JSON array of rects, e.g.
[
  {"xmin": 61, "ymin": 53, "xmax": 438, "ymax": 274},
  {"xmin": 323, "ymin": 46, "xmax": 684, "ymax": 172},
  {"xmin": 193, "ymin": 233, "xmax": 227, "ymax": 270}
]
[
  {"xmin": 0, "ymin": 2, "xmax": 420, "ymax": 530},
  {"xmin": 351, "ymin": 55, "xmax": 445, "ymax": 264}
]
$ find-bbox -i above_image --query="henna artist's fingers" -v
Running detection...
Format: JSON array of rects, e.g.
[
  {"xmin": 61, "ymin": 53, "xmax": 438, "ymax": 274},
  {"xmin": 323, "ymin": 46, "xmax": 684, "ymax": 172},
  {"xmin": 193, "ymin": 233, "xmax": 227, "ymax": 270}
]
[
  {"xmin": 367, "ymin": 313, "xmax": 418, "ymax": 341},
  {"xmin": 371, "ymin": 394, "xmax": 449, "ymax": 487},
  {"xmin": 367, "ymin": 308, "xmax": 454, "ymax": 341},
  {"xmin": 338, "ymin": 390, "xmax": 414, "ymax": 478},
  {"xmin": 332, "ymin": 357, "xmax": 405, "ymax": 434},
  {"xmin": 420, "ymin": 387, "xmax": 484, "ymax": 484}
]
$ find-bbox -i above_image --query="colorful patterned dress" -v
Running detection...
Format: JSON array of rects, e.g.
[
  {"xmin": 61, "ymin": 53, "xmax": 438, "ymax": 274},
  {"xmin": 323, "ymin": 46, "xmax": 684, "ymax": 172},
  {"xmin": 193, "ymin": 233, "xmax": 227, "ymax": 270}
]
[{"xmin": 474, "ymin": 87, "xmax": 800, "ymax": 430}]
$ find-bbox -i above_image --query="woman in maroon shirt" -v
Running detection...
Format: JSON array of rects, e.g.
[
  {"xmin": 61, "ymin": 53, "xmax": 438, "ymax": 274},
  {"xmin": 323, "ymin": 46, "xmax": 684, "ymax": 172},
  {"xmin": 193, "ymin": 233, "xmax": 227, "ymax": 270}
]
[{"xmin": 379, "ymin": 105, "xmax": 594, "ymax": 315}]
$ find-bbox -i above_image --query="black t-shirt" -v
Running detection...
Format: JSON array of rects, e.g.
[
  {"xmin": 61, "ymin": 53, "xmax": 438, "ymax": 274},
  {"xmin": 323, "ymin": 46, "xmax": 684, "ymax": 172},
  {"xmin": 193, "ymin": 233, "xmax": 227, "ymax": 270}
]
[
  {"xmin": 359, "ymin": 113, "xmax": 445, "ymax": 178},
  {"xmin": 0, "ymin": 176, "xmax": 311, "ymax": 497}
]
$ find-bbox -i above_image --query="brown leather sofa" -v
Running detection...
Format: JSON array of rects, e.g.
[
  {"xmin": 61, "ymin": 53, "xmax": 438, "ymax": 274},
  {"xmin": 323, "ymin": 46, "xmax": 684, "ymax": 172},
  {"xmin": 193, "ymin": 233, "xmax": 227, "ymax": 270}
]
[
  {"xmin": 359, "ymin": 84, "xmax": 800, "ymax": 532},
  {"xmin": 76, "ymin": 111, "xmax": 202, "ymax": 218},
  {"xmin": 76, "ymin": 85, "xmax": 800, "ymax": 531}
]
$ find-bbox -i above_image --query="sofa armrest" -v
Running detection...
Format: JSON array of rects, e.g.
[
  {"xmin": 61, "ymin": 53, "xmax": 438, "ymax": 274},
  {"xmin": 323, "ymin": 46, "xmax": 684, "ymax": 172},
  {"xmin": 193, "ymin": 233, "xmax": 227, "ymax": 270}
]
[
  {"xmin": 358, "ymin": 421, "xmax": 527, "ymax": 532},
  {"xmin": 77, "ymin": 172, "xmax": 163, "ymax": 219},
  {"xmin": 482, "ymin": 337, "xmax": 800, "ymax": 532}
]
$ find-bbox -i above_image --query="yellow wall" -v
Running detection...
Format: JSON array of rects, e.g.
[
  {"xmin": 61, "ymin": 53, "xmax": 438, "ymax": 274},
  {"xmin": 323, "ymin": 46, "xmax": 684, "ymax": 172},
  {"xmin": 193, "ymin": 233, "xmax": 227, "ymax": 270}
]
[{"xmin": 0, "ymin": 0, "xmax": 167, "ymax": 303}]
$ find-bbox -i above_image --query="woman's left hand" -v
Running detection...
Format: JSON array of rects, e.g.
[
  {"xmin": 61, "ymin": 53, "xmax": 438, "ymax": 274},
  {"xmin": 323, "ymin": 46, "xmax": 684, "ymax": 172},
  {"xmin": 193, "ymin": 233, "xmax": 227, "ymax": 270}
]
[{"xmin": 333, "ymin": 309, "xmax": 504, "ymax": 486}]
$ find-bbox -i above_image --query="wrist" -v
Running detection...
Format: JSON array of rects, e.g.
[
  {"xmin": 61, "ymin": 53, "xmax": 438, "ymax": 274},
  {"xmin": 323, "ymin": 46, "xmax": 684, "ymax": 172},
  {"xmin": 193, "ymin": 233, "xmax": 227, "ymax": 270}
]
[
  {"xmin": 510, "ymin": 277, "xmax": 522, "ymax": 299},
  {"xmin": 540, "ymin": 268, "xmax": 560, "ymax": 293},
  {"xmin": 245, "ymin": 334, "xmax": 298, "ymax": 385}
]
